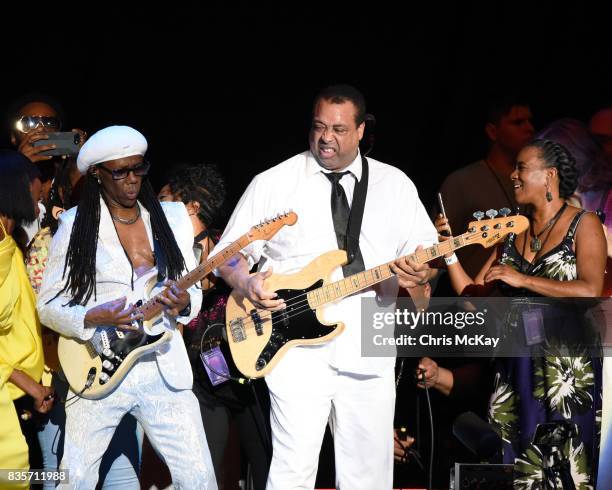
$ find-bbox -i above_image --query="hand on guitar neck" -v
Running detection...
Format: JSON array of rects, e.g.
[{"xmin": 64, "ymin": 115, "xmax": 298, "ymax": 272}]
[
  {"xmin": 389, "ymin": 244, "xmax": 436, "ymax": 290},
  {"xmin": 156, "ymin": 279, "xmax": 191, "ymax": 316},
  {"xmin": 83, "ymin": 280, "xmax": 190, "ymax": 331}
]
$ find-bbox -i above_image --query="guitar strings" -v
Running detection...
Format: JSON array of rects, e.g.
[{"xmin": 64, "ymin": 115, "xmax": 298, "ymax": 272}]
[
  {"xmin": 230, "ymin": 252, "xmax": 447, "ymax": 332},
  {"xmin": 230, "ymin": 248, "xmax": 440, "ymax": 330},
  {"xmin": 232, "ymin": 282, "xmax": 375, "ymax": 334},
  {"xmin": 228, "ymin": 226, "xmax": 510, "ymax": 334}
]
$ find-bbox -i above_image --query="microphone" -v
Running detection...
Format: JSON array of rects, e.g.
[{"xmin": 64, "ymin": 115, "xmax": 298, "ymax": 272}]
[{"xmin": 452, "ymin": 411, "xmax": 501, "ymax": 460}]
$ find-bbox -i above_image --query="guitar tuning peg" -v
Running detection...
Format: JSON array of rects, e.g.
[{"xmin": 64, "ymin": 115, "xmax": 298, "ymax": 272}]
[
  {"xmin": 472, "ymin": 211, "xmax": 485, "ymax": 221},
  {"xmin": 498, "ymin": 207, "xmax": 511, "ymax": 217},
  {"xmin": 485, "ymin": 209, "xmax": 498, "ymax": 219}
]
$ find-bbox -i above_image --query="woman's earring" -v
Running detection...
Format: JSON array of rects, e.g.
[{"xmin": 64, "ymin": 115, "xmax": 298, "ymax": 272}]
[{"xmin": 546, "ymin": 188, "xmax": 553, "ymax": 202}]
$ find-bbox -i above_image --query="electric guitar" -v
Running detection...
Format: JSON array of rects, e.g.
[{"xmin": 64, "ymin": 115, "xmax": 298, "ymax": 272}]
[
  {"xmin": 58, "ymin": 211, "xmax": 298, "ymax": 399},
  {"xmin": 226, "ymin": 211, "xmax": 529, "ymax": 378}
]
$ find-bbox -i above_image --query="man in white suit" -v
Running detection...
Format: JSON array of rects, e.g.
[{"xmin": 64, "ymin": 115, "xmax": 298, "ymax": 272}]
[
  {"xmin": 37, "ymin": 126, "xmax": 217, "ymax": 489},
  {"xmin": 213, "ymin": 85, "xmax": 436, "ymax": 489}
]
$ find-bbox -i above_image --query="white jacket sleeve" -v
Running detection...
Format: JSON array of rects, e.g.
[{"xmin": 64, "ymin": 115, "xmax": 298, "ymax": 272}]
[
  {"xmin": 37, "ymin": 210, "xmax": 93, "ymax": 341},
  {"xmin": 162, "ymin": 202, "xmax": 202, "ymax": 325}
]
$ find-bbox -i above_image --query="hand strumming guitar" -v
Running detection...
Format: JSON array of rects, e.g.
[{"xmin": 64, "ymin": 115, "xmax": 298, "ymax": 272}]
[{"xmin": 84, "ymin": 296, "xmax": 143, "ymax": 331}]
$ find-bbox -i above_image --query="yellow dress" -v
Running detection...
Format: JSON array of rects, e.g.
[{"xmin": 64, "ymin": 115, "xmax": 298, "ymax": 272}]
[{"xmin": 0, "ymin": 221, "xmax": 44, "ymax": 489}]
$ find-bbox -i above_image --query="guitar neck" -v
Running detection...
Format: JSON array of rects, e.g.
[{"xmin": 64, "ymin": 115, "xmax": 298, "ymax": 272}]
[
  {"xmin": 307, "ymin": 233, "xmax": 469, "ymax": 309},
  {"xmin": 139, "ymin": 232, "xmax": 255, "ymax": 321}
]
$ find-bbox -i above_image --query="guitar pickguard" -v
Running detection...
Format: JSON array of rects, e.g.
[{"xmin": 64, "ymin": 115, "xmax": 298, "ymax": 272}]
[
  {"xmin": 253, "ymin": 279, "xmax": 338, "ymax": 372},
  {"xmin": 89, "ymin": 326, "xmax": 164, "ymax": 387}
]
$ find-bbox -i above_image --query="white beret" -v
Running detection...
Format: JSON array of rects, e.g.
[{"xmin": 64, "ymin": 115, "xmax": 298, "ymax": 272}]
[{"xmin": 77, "ymin": 125, "xmax": 148, "ymax": 174}]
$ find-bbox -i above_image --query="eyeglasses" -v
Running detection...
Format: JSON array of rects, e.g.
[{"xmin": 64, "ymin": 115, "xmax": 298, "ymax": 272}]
[
  {"xmin": 98, "ymin": 160, "xmax": 151, "ymax": 180},
  {"xmin": 15, "ymin": 115, "xmax": 62, "ymax": 133}
]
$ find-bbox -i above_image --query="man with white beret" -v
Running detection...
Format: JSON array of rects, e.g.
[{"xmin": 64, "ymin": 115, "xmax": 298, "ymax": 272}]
[{"xmin": 37, "ymin": 126, "xmax": 217, "ymax": 489}]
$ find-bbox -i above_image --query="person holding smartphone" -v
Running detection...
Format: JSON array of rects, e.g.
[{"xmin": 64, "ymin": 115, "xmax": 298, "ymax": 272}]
[
  {"xmin": 37, "ymin": 126, "xmax": 216, "ymax": 489},
  {"xmin": 7, "ymin": 93, "xmax": 86, "ymax": 245},
  {"xmin": 436, "ymin": 139, "xmax": 605, "ymax": 487}
]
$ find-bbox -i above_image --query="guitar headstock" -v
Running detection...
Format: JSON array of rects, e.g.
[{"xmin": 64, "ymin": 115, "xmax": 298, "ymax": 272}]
[
  {"xmin": 462, "ymin": 211, "xmax": 529, "ymax": 249},
  {"xmin": 248, "ymin": 211, "xmax": 298, "ymax": 241}
]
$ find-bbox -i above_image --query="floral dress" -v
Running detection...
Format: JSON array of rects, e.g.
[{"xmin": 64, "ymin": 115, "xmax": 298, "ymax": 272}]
[{"xmin": 489, "ymin": 211, "xmax": 602, "ymax": 489}]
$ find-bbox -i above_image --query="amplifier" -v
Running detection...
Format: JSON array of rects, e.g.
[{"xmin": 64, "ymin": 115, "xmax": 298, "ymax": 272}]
[{"xmin": 452, "ymin": 463, "xmax": 514, "ymax": 490}]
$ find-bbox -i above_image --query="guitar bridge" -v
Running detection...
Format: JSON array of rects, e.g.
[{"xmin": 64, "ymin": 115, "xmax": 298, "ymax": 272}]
[{"xmin": 229, "ymin": 317, "xmax": 246, "ymax": 342}]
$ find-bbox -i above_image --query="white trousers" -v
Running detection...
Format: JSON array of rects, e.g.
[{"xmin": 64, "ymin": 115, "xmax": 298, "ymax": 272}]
[
  {"xmin": 265, "ymin": 348, "xmax": 395, "ymax": 490},
  {"xmin": 59, "ymin": 354, "xmax": 217, "ymax": 490}
]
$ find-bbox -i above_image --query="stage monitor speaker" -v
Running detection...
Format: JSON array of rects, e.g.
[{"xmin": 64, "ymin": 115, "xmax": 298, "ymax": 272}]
[{"xmin": 451, "ymin": 463, "xmax": 513, "ymax": 490}]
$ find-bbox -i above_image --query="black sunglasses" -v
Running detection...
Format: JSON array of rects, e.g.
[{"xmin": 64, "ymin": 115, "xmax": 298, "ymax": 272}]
[{"xmin": 98, "ymin": 160, "xmax": 151, "ymax": 180}]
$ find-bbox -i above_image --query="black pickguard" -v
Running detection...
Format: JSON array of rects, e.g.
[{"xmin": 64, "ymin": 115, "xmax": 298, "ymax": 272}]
[
  {"xmin": 91, "ymin": 328, "xmax": 165, "ymax": 387},
  {"xmin": 109, "ymin": 331, "xmax": 164, "ymax": 359},
  {"xmin": 253, "ymin": 279, "xmax": 339, "ymax": 372}
]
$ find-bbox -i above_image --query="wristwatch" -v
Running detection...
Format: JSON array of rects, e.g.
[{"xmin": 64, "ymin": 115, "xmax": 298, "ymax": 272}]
[{"xmin": 178, "ymin": 303, "xmax": 191, "ymax": 317}]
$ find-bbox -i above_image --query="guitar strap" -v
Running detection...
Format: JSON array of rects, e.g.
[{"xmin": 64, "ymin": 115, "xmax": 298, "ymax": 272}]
[
  {"xmin": 343, "ymin": 155, "xmax": 369, "ymax": 275},
  {"xmin": 153, "ymin": 233, "xmax": 168, "ymax": 282}
]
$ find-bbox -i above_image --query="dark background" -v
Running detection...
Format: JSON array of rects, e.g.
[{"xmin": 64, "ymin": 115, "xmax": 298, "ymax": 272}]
[
  {"xmin": 2, "ymin": 3, "xmax": 609, "ymax": 487},
  {"xmin": 1, "ymin": 3, "xmax": 610, "ymax": 215}
]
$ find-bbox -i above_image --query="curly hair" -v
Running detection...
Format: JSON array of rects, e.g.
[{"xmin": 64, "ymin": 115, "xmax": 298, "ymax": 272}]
[
  {"xmin": 526, "ymin": 139, "xmax": 579, "ymax": 199},
  {"xmin": 166, "ymin": 164, "xmax": 226, "ymax": 228}
]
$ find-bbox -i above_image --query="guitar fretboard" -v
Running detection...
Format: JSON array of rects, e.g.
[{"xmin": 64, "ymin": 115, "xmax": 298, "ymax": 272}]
[
  {"xmin": 307, "ymin": 234, "xmax": 468, "ymax": 308},
  {"xmin": 138, "ymin": 233, "xmax": 255, "ymax": 321}
]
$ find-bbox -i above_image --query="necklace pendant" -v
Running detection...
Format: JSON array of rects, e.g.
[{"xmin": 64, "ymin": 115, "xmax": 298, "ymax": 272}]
[{"xmin": 530, "ymin": 236, "xmax": 542, "ymax": 252}]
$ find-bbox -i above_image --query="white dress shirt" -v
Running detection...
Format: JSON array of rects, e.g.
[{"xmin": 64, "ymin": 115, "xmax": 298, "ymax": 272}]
[
  {"xmin": 37, "ymin": 199, "xmax": 201, "ymax": 390},
  {"xmin": 211, "ymin": 150, "xmax": 437, "ymax": 375}
]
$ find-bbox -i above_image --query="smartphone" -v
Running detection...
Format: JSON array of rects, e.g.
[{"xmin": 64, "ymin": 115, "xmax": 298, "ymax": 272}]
[
  {"xmin": 437, "ymin": 192, "xmax": 451, "ymax": 237},
  {"xmin": 32, "ymin": 132, "xmax": 82, "ymax": 157}
]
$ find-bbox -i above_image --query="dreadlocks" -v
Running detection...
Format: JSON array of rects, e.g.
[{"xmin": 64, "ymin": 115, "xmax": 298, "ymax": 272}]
[{"xmin": 58, "ymin": 174, "xmax": 186, "ymax": 306}]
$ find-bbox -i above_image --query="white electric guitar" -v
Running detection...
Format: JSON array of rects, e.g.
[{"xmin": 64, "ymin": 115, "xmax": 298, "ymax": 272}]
[{"xmin": 58, "ymin": 212, "xmax": 298, "ymax": 399}]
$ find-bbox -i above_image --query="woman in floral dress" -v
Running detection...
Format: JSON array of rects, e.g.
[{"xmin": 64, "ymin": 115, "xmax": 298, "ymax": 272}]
[{"xmin": 436, "ymin": 139, "xmax": 607, "ymax": 488}]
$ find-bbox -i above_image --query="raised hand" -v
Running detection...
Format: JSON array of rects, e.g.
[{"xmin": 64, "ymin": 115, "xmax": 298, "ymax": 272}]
[{"xmin": 17, "ymin": 128, "xmax": 55, "ymax": 162}]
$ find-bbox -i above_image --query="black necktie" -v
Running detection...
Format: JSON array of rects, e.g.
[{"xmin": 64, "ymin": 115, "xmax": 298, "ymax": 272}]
[{"xmin": 325, "ymin": 171, "xmax": 365, "ymax": 276}]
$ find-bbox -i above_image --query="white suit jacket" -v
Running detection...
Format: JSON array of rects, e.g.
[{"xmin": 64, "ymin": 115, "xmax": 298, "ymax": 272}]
[{"xmin": 37, "ymin": 198, "xmax": 201, "ymax": 391}]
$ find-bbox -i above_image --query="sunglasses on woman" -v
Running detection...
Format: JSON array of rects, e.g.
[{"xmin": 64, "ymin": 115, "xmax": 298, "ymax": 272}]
[{"xmin": 15, "ymin": 115, "xmax": 62, "ymax": 133}]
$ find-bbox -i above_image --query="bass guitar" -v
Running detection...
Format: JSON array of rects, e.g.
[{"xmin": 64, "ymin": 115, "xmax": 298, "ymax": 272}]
[
  {"xmin": 226, "ymin": 210, "xmax": 529, "ymax": 378},
  {"xmin": 58, "ymin": 212, "xmax": 297, "ymax": 399}
]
